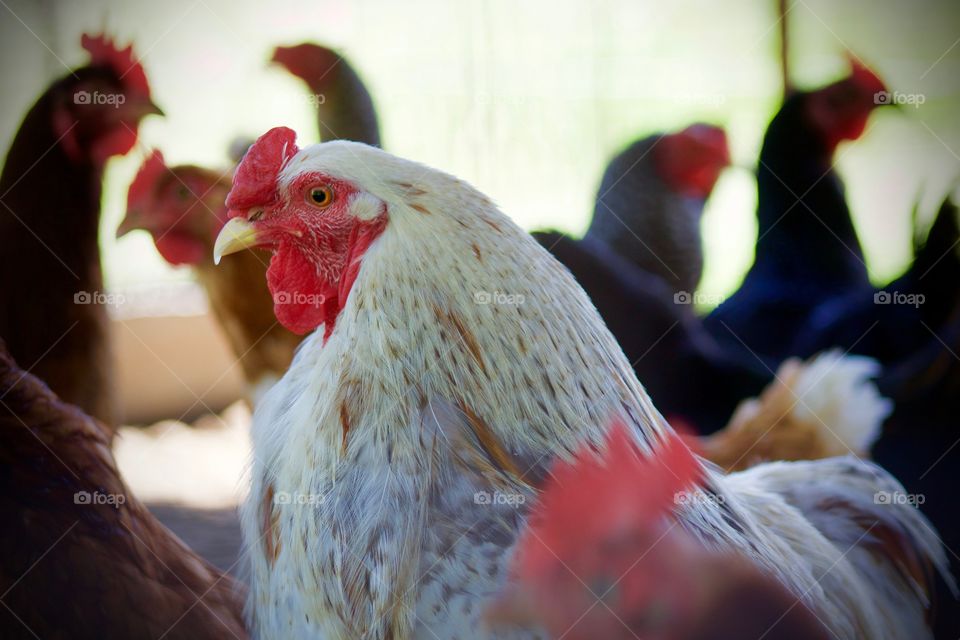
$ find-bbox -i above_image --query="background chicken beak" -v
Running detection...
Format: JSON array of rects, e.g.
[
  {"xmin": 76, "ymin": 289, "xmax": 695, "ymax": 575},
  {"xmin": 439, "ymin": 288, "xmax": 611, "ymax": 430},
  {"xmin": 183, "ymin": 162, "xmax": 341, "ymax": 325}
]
[
  {"xmin": 214, "ymin": 217, "xmax": 260, "ymax": 264},
  {"xmin": 141, "ymin": 99, "xmax": 164, "ymax": 116},
  {"xmin": 116, "ymin": 210, "xmax": 142, "ymax": 239},
  {"xmin": 120, "ymin": 97, "xmax": 164, "ymax": 120}
]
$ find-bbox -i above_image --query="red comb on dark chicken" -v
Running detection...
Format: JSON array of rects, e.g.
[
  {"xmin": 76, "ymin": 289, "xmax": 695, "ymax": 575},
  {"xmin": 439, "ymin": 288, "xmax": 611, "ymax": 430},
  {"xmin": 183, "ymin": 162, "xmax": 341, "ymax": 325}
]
[
  {"xmin": 805, "ymin": 56, "xmax": 889, "ymax": 150},
  {"xmin": 81, "ymin": 33, "xmax": 152, "ymax": 99},
  {"xmin": 654, "ymin": 123, "xmax": 731, "ymax": 199}
]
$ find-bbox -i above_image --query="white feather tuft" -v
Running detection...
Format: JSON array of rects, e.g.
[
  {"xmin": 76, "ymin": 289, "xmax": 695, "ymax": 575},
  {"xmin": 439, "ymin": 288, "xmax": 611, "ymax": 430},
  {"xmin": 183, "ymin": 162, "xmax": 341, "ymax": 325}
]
[{"xmin": 790, "ymin": 349, "xmax": 891, "ymax": 456}]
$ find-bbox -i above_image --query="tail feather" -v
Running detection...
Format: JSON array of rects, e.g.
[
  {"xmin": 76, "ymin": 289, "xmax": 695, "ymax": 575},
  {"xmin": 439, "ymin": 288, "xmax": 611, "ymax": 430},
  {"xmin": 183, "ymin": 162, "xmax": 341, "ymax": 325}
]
[
  {"xmin": 790, "ymin": 349, "xmax": 890, "ymax": 455},
  {"xmin": 732, "ymin": 457, "xmax": 954, "ymax": 638}
]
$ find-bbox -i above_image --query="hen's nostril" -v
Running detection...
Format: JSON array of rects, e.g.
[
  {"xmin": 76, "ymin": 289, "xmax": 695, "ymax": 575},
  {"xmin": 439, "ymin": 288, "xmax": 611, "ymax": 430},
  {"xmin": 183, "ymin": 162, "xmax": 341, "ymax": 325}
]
[{"xmin": 249, "ymin": 210, "xmax": 263, "ymax": 222}]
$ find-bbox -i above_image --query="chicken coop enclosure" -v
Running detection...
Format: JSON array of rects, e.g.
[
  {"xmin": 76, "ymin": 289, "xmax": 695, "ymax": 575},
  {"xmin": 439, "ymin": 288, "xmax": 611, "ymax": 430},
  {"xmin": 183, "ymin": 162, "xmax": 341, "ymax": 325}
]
[
  {"xmin": 2, "ymin": 0, "xmax": 958, "ymax": 421},
  {"xmin": 2, "ymin": 0, "xmax": 960, "ymax": 638}
]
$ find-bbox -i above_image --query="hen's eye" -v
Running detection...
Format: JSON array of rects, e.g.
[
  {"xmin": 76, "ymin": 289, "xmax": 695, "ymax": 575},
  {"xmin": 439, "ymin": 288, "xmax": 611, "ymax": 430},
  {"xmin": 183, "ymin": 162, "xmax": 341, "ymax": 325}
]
[{"xmin": 308, "ymin": 186, "xmax": 333, "ymax": 208}]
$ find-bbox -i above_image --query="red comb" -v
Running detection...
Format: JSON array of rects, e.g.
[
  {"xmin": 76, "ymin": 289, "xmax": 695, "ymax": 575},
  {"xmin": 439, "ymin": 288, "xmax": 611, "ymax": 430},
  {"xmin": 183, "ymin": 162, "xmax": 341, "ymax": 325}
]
[
  {"xmin": 127, "ymin": 150, "xmax": 167, "ymax": 212},
  {"xmin": 517, "ymin": 420, "xmax": 703, "ymax": 577},
  {"xmin": 846, "ymin": 53, "xmax": 887, "ymax": 95},
  {"xmin": 679, "ymin": 123, "xmax": 731, "ymax": 164},
  {"xmin": 226, "ymin": 127, "xmax": 300, "ymax": 213},
  {"xmin": 81, "ymin": 32, "xmax": 151, "ymax": 99}
]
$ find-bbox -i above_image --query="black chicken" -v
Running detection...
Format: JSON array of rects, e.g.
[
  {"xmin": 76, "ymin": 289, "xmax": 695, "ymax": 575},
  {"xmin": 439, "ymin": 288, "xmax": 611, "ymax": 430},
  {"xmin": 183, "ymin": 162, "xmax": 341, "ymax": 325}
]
[{"xmin": 704, "ymin": 59, "xmax": 890, "ymax": 363}]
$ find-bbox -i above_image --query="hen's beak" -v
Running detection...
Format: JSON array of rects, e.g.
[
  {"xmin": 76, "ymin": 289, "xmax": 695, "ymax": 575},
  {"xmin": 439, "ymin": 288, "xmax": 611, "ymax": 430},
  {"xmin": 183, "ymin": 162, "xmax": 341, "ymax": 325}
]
[
  {"xmin": 140, "ymin": 99, "xmax": 165, "ymax": 117},
  {"xmin": 116, "ymin": 210, "xmax": 143, "ymax": 239},
  {"xmin": 117, "ymin": 97, "xmax": 164, "ymax": 121},
  {"xmin": 213, "ymin": 217, "xmax": 260, "ymax": 265}
]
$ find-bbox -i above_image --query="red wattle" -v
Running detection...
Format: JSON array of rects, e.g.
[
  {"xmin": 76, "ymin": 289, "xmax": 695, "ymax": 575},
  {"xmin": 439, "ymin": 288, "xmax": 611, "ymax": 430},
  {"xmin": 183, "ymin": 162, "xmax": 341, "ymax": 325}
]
[
  {"xmin": 91, "ymin": 124, "xmax": 140, "ymax": 166},
  {"xmin": 266, "ymin": 240, "xmax": 335, "ymax": 336},
  {"xmin": 266, "ymin": 215, "xmax": 387, "ymax": 338},
  {"xmin": 154, "ymin": 234, "xmax": 207, "ymax": 266}
]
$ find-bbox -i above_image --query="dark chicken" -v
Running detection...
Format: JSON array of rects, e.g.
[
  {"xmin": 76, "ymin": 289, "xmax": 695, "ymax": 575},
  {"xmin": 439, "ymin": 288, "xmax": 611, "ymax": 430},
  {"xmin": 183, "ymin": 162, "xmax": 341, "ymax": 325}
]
[
  {"xmin": 534, "ymin": 125, "xmax": 742, "ymax": 431},
  {"xmin": 0, "ymin": 341, "xmax": 247, "ymax": 639},
  {"xmin": 0, "ymin": 33, "xmax": 161, "ymax": 431},
  {"xmin": 586, "ymin": 123, "xmax": 730, "ymax": 293},
  {"xmin": 794, "ymin": 196, "xmax": 960, "ymax": 363},
  {"xmin": 805, "ymin": 200, "xmax": 960, "ymax": 639},
  {"xmin": 704, "ymin": 59, "xmax": 889, "ymax": 362},
  {"xmin": 272, "ymin": 42, "xmax": 381, "ymax": 146}
]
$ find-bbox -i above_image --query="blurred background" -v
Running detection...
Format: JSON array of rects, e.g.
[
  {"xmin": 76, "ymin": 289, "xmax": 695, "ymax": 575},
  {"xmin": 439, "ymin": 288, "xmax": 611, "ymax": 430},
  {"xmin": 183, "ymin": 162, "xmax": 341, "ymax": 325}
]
[
  {"xmin": 2, "ymin": 0, "xmax": 959, "ymax": 594},
  {"xmin": 3, "ymin": 0, "xmax": 960, "ymax": 292},
  {"xmin": 2, "ymin": 0, "xmax": 959, "ymax": 424}
]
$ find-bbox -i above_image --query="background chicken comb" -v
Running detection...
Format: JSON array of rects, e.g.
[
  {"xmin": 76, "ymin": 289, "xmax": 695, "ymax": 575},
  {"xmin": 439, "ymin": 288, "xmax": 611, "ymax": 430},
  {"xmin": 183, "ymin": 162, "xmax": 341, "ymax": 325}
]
[
  {"xmin": 127, "ymin": 150, "xmax": 168, "ymax": 212},
  {"xmin": 226, "ymin": 126, "xmax": 300, "ymax": 212},
  {"xmin": 844, "ymin": 52, "xmax": 887, "ymax": 95},
  {"xmin": 81, "ymin": 32, "xmax": 151, "ymax": 98},
  {"xmin": 681, "ymin": 123, "xmax": 731, "ymax": 165}
]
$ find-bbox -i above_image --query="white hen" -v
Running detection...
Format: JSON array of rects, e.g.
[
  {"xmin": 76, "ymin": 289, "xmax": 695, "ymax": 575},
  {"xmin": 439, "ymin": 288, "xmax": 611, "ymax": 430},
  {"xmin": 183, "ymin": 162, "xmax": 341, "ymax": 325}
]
[{"xmin": 214, "ymin": 128, "xmax": 951, "ymax": 639}]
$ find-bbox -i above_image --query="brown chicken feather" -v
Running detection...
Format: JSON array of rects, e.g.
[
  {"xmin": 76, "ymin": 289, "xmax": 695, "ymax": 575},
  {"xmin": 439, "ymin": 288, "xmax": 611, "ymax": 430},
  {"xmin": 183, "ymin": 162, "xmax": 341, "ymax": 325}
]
[{"xmin": 0, "ymin": 341, "xmax": 247, "ymax": 639}]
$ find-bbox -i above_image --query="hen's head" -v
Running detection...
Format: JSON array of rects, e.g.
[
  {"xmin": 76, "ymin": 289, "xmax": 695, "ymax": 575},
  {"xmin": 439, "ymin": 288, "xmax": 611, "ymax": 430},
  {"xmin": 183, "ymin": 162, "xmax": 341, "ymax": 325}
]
[
  {"xmin": 804, "ymin": 56, "xmax": 889, "ymax": 151},
  {"xmin": 271, "ymin": 43, "xmax": 343, "ymax": 91},
  {"xmin": 653, "ymin": 124, "xmax": 730, "ymax": 199},
  {"xmin": 54, "ymin": 33, "xmax": 162, "ymax": 166},
  {"xmin": 214, "ymin": 127, "xmax": 402, "ymax": 336},
  {"xmin": 118, "ymin": 151, "xmax": 231, "ymax": 265},
  {"xmin": 486, "ymin": 421, "xmax": 707, "ymax": 638}
]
